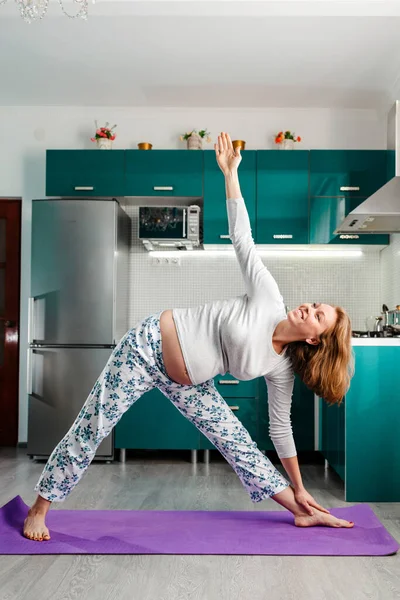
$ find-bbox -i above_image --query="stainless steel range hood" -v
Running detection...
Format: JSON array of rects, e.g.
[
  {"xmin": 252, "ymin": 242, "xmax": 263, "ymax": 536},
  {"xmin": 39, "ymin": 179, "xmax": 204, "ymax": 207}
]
[{"xmin": 335, "ymin": 101, "xmax": 400, "ymax": 234}]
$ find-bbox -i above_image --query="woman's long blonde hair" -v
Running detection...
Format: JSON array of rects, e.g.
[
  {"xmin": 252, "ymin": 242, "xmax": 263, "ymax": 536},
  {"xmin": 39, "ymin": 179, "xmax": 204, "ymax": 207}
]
[{"xmin": 286, "ymin": 306, "xmax": 354, "ymax": 405}]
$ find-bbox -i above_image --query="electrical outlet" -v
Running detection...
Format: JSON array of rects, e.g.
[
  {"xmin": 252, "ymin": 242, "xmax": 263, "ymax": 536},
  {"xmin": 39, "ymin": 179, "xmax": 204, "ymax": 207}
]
[{"xmin": 151, "ymin": 257, "xmax": 181, "ymax": 267}]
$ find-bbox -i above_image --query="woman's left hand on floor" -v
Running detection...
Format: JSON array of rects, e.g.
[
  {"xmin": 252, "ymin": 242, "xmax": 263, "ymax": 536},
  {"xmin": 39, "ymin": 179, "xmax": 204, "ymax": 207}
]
[{"xmin": 293, "ymin": 486, "xmax": 330, "ymax": 516}]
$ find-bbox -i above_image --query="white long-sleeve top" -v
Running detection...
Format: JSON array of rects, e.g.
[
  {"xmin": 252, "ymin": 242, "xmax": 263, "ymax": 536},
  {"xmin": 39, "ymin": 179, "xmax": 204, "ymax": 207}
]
[{"xmin": 172, "ymin": 197, "xmax": 296, "ymax": 458}]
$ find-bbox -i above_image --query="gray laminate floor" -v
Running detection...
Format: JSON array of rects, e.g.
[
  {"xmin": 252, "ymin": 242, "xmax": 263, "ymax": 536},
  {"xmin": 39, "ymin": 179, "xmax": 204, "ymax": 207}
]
[{"xmin": 0, "ymin": 447, "xmax": 399, "ymax": 600}]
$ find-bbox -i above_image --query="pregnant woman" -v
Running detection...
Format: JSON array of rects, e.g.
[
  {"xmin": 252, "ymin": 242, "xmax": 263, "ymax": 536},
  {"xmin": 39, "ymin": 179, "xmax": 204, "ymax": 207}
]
[{"xmin": 24, "ymin": 132, "xmax": 354, "ymax": 541}]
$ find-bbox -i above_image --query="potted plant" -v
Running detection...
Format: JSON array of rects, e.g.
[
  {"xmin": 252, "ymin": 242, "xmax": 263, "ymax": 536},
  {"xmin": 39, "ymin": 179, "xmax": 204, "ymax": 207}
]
[
  {"xmin": 275, "ymin": 130, "xmax": 301, "ymax": 150},
  {"xmin": 91, "ymin": 121, "xmax": 117, "ymax": 149},
  {"xmin": 180, "ymin": 129, "xmax": 212, "ymax": 150}
]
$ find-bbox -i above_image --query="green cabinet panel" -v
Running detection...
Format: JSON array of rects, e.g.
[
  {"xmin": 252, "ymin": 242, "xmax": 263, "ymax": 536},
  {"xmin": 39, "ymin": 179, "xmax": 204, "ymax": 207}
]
[
  {"xmin": 199, "ymin": 397, "xmax": 259, "ymax": 450},
  {"xmin": 319, "ymin": 397, "xmax": 345, "ymax": 479},
  {"xmin": 290, "ymin": 376, "xmax": 315, "ymax": 451},
  {"xmin": 213, "ymin": 373, "xmax": 257, "ymax": 398},
  {"xmin": 320, "ymin": 345, "xmax": 400, "ymax": 501},
  {"xmin": 46, "ymin": 150, "xmax": 125, "ymax": 197},
  {"xmin": 310, "ymin": 196, "xmax": 389, "ymax": 245},
  {"xmin": 310, "ymin": 150, "xmax": 388, "ymax": 198},
  {"xmin": 337, "ymin": 398, "xmax": 345, "ymax": 481},
  {"xmin": 114, "ymin": 388, "xmax": 199, "ymax": 449},
  {"xmin": 345, "ymin": 346, "xmax": 400, "ymax": 502},
  {"xmin": 258, "ymin": 375, "xmax": 314, "ymax": 452},
  {"xmin": 125, "ymin": 150, "xmax": 203, "ymax": 197},
  {"xmin": 256, "ymin": 151, "xmax": 309, "ymax": 244},
  {"xmin": 203, "ymin": 150, "xmax": 256, "ymax": 244}
]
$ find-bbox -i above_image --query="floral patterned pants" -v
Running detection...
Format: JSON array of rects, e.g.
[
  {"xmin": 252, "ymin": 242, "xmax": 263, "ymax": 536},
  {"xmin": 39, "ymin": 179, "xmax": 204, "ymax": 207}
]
[{"xmin": 34, "ymin": 312, "xmax": 290, "ymax": 503}]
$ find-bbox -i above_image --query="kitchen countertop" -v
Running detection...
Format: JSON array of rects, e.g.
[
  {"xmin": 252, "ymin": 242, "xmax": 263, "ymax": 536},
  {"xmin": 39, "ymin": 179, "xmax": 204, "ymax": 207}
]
[{"xmin": 351, "ymin": 338, "xmax": 400, "ymax": 346}]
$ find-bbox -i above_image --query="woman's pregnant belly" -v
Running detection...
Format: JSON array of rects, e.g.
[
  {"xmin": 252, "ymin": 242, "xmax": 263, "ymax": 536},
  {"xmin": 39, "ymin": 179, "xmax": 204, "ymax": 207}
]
[{"xmin": 160, "ymin": 309, "xmax": 193, "ymax": 385}]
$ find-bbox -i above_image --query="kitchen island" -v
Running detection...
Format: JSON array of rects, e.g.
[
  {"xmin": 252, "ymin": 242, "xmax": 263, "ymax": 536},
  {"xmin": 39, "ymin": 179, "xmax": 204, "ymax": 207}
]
[{"xmin": 319, "ymin": 338, "xmax": 400, "ymax": 502}]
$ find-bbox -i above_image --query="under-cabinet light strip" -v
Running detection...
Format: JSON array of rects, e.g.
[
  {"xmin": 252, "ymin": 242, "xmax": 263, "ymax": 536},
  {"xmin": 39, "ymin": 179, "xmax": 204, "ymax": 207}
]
[{"xmin": 150, "ymin": 250, "xmax": 363, "ymax": 258}]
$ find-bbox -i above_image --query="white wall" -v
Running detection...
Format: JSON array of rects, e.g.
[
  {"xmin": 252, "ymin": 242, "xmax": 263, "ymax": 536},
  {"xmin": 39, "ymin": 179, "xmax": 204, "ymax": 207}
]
[{"xmin": 0, "ymin": 105, "xmax": 387, "ymax": 443}]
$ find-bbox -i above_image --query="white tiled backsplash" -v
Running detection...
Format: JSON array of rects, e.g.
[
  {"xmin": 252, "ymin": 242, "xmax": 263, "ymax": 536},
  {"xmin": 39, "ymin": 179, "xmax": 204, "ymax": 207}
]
[
  {"xmin": 381, "ymin": 234, "xmax": 400, "ymax": 310},
  {"xmin": 124, "ymin": 205, "xmax": 383, "ymax": 332}
]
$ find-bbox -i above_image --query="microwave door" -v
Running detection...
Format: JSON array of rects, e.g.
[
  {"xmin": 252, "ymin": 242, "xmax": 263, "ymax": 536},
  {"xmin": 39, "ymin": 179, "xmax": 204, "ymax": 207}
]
[{"xmin": 138, "ymin": 207, "xmax": 186, "ymax": 240}]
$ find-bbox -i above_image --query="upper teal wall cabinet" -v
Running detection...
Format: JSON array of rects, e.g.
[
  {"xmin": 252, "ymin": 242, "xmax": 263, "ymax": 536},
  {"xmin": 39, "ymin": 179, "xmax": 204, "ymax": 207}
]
[
  {"xmin": 256, "ymin": 151, "xmax": 309, "ymax": 244},
  {"xmin": 310, "ymin": 196, "xmax": 389, "ymax": 245},
  {"xmin": 310, "ymin": 150, "xmax": 388, "ymax": 198},
  {"xmin": 46, "ymin": 150, "xmax": 125, "ymax": 197},
  {"xmin": 203, "ymin": 150, "xmax": 256, "ymax": 244},
  {"xmin": 125, "ymin": 150, "xmax": 203, "ymax": 197}
]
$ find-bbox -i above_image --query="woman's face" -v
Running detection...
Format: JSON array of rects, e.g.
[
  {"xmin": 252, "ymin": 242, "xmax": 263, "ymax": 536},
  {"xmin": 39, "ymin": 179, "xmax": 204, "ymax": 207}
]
[{"xmin": 288, "ymin": 302, "xmax": 338, "ymax": 345}]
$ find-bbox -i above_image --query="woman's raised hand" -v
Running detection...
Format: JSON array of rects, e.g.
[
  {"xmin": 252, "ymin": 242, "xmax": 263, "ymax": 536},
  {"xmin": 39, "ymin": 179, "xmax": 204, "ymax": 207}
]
[{"xmin": 215, "ymin": 132, "xmax": 242, "ymax": 176}]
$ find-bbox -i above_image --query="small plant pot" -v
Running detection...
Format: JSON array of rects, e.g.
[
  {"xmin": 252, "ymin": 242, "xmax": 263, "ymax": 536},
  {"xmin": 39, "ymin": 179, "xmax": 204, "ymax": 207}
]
[
  {"xmin": 279, "ymin": 139, "xmax": 295, "ymax": 150},
  {"xmin": 97, "ymin": 138, "xmax": 113, "ymax": 150},
  {"xmin": 187, "ymin": 133, "xmax": 202, "ymax": 150},
  {"xmin": 232, "ymin": 140, "xmax": 246, "ymax": 150},
  {"xmin": 138, "ymin": 142, "xmax": 153, "ymax": 150}
]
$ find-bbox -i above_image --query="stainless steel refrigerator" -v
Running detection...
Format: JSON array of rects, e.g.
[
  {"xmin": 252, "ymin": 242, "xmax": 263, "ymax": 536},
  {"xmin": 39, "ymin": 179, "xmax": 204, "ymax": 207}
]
[{"xmin": 27, "ymin": 199, "xmax": 131, "ymax": 460}]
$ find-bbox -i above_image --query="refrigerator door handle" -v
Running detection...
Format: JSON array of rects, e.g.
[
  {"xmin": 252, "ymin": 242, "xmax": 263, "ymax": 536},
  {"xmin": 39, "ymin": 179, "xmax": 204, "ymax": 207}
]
[
  {"xmin": 27, "ymin": 348, "xmax": 33, "ymax": 395},
  {"xmin": 28, "ymin": 297, "xmax": 35, "ymax": 344}
]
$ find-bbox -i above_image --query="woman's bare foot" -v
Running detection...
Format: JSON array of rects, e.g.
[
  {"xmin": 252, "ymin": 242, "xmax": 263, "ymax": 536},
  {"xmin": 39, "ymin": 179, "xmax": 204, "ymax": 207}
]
[
  {"xmin": 23, "ymin": 509, "xmax": 51, "ymax": 541},
  {"xmin": 23, "ymin": 495, "xmax": 52, "ymax": 541},
  {"xmin": 295, "ymin": 508, "xmax": 354, "ymax": 528}
]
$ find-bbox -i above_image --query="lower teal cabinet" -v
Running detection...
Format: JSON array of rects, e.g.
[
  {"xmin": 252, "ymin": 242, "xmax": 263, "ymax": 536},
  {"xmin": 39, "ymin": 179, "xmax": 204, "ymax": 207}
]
[
  {"xmin": 203, "ymin": 150, "xmax": 256, "ymax": 244},
  {"xmin": 114, "ymin": 388, "xmax": 199, "ymax": 449},
  {"xmin": 124, "ymin": 150, "xmax": 203, "ymax": 197},
  {"xmin": 259, "ymin": 375, "xmax": 315, "ymax": 452},
  {"xmin": 256, "ymin": 151, "xmax": 309, "ymax": 244},
  {"xmin": 320, "ymin": 345, "xmax": 400, "ymax": 502},
  {"xmin": 199, "ymin": 397, "xmax": 259, "ymax": 450},
  {"xmin": 310, "ymin": 196, "xmax": 389, "ymax": 245},
  {"xmin": 319, "ymin": 398, "xmax": 343, "ymax": 478},
  {"xmin": 213, "ymin": 373, "xmax": 257, "ymax": 398},
  {"xmin": 46, "ymin": 150, "xmax": 126, "ymax": 197}
]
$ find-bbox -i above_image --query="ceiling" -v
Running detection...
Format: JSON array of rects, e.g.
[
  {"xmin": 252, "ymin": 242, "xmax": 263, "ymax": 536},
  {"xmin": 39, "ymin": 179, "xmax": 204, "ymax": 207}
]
[{"xmin": 1, "ymin": 1, "xmax": 400, "ymax": 108}]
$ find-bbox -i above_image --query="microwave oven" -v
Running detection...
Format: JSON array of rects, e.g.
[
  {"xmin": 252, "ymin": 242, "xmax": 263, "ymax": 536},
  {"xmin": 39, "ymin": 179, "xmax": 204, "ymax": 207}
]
[{"xmin": 138, "ymin": 205, "xmax": 201, "ymax": 251}]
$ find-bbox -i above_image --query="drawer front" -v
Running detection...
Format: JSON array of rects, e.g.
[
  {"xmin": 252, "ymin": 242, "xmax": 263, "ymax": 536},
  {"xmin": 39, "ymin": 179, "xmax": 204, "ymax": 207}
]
[
  {"xmin": 256, "ymin": 151, "xmax": 309, "ymax": 244},
  {"xmin": 203, "ymin": 150, "xmax": 256, "ymax": 244},
  {"xmin": 199, "ymin": 397, "xmax": 259, "ymax": 449},
  {"xmin": 310, "ymin": 150, "xmax": 388, "ymax": 198},
  {"xmin": 125, "ymin": 150, "xmax": 203, "ymax": 197},
  {"xmin": 46, "ymin": 150, "xmax": 125, "ymax": 197},
  {"xmin": 213, "ymin": 373, "xmax": 257, "ymax": 398}
]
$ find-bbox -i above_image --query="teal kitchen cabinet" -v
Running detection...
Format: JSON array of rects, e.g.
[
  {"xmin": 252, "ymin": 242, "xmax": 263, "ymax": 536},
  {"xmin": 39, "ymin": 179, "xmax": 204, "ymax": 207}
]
[
  {"xmin": 46, "ymin": 150, "xmax": 125, "ymax": 197},
  {"xmin": 199, "ymin": 397, "xmax": 259, "ymax": 450},
  {"xmin": 310, "ymin": 150, "xmax": 388, "ymax": 198},
  {"xmin": 125, "ymin": 150, "xmax": 203, "ymax": 197},
  {"xmin": 203, "ymin": 150, "xmax": 256, "ymax": 244},
  {"xmin": 310, "ymin": 196, "xmax": 389, "ymax": 245},
  {"xmin": 258, "ymin": 375, "xmax": 315, "ymax": 452},
  {"xmin": 256, "ymin": 151, "xmax": 309, "ymax": 244},
  {"xmin": 114, "ymin": 388, "xmax": 199, "ymax": 450},
  {"xmin": 320, "ymin": 344, "xmax": 400, "ymax": 502},
  {"xmin": 213, "ymin": 372, "xmax": 257, "ymax": 398}
]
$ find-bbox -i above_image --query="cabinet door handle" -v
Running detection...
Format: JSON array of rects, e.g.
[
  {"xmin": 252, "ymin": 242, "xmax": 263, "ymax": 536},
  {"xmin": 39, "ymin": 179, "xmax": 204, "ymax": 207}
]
[
  {"xmin": 219, "ymin": 234, "xmax": 231, "ymax": 239},
  {"xmin": 340, "ymin": 186, "xmax": 360, "ymax": 191},
  {"xmin": 273, "ymin": 234, "xmax": 293, "ymax": 239},
  {"xmin": 74, "ymin": 186, "xmax": 94, "ymax": 191},
  {"xmin": 218, "ymin": 379, "xmax": 239, "ymax": 385},
  {"xmin": 229, "ymin": 406, "xmax": 240, "ymax": 411},
  {"xmin": 153, "ymin": 186, "xmax": 174, "ymax": 191}
]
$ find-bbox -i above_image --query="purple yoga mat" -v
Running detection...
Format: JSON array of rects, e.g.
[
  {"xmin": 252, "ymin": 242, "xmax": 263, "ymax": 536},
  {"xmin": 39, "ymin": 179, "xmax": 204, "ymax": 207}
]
[{"xmin": 1, "ymin": 496, "xmax": 398, "ymax": 556}]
